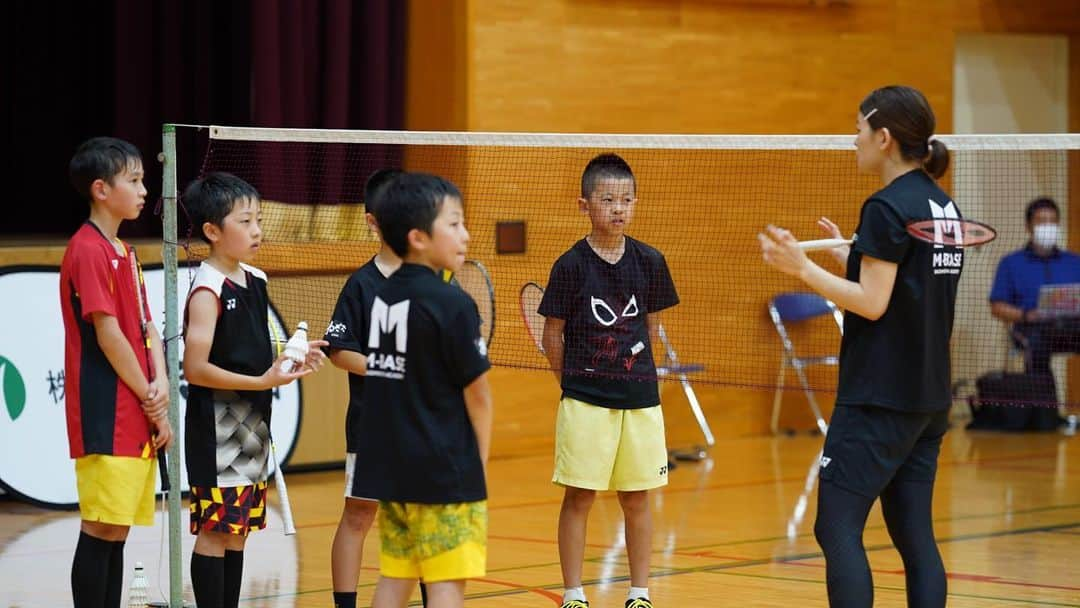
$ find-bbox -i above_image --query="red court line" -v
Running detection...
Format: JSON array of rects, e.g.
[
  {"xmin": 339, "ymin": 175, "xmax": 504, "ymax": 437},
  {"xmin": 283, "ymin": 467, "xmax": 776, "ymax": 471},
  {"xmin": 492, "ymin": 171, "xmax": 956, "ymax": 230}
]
[
  {"xmin": 474, "ymin": 577, "xmax": 563, "ymax": 603},
  {"xmin": 782, "ymin": 560, "xmax": 1080, "ymax": 593},
  {"xmin": 489, "ymin": 533, "xmax": 610, "ymax": 550}
]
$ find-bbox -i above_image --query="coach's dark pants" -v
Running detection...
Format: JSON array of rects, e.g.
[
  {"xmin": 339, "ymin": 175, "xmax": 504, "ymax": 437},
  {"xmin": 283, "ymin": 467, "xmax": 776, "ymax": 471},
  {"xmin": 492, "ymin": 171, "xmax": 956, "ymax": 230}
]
[{"xmin": 813, "ymin": 405, "xmax": 949, "ymax": 608}]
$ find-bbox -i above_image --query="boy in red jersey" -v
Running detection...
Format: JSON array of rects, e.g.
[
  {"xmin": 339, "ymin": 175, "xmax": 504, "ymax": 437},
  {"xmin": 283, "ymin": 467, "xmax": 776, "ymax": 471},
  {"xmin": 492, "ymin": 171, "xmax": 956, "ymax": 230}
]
[{"xmin": 60, "ymin": 136, "xmax": 172, "ymax": 608}]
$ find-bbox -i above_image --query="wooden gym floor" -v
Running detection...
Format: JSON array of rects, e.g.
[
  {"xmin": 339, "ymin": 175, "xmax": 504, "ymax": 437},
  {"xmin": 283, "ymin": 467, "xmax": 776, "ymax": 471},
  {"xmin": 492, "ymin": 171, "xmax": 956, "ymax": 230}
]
[{"xmin": 2, "ymin": 421, "xmax": 1078, "ymax": 607}]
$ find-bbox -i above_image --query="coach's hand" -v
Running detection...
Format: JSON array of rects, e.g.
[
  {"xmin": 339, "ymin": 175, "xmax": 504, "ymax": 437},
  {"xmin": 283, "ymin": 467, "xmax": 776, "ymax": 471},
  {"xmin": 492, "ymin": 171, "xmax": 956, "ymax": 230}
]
[{"xmin": 759, "ymin": 224, "xmax": 810, "ymax": 278}]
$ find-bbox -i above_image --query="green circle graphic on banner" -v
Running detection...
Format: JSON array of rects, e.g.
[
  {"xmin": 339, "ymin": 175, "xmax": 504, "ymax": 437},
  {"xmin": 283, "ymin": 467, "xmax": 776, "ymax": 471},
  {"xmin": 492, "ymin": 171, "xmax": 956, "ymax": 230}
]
[{"xmin": 0, "ymin": 356, "xmax": 27, "ymax": 422}]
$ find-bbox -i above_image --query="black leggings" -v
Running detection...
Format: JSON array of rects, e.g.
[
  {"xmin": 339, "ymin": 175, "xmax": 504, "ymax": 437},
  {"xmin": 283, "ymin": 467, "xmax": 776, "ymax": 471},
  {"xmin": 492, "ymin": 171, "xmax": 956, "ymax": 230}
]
[{"xmin": 814, "ymin": 479, "xmax": 946, "ymax": 607}]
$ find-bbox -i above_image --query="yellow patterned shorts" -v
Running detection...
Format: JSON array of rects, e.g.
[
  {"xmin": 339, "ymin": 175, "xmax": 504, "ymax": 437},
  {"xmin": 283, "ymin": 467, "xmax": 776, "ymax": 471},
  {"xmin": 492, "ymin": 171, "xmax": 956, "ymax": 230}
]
[
  {"xmin": 75, "ymin": 455, "xmax": 157, "ymax": 527},
  {"xmin": 189, "ymin": 482, "xmax": 268, "ymax": 536},
  {"xmin": 378, "ymin": 500, "xmax": 487, "ymax": 582}
]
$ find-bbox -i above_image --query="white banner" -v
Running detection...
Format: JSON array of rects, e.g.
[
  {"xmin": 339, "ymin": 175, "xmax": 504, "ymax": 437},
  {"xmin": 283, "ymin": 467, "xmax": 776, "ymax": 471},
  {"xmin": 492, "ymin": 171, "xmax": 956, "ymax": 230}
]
[{"xmin": 0, "ymin": 265, "xmax": 302, "ymax": 508}]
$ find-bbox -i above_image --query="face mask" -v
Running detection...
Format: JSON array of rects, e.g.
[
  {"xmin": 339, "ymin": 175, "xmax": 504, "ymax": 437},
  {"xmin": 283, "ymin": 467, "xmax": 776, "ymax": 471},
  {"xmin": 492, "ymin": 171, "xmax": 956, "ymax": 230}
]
[{"xmin": 1033, "ymin": 223, "xmax": 1059, "ymax": 249}]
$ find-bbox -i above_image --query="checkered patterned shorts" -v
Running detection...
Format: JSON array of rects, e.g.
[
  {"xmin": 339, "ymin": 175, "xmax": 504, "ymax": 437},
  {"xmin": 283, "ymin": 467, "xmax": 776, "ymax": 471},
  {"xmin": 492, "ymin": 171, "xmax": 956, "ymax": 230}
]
[{"xmin": 189, "ymin": 481, "xmax": 268, "ymax": 536}]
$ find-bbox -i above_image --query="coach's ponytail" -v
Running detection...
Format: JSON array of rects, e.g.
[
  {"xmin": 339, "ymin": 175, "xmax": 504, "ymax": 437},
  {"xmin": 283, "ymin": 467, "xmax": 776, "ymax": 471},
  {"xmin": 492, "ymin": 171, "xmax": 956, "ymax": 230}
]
[{"xmin": 924, "ymin": 138, "xmax": 950, "ymax": 180}]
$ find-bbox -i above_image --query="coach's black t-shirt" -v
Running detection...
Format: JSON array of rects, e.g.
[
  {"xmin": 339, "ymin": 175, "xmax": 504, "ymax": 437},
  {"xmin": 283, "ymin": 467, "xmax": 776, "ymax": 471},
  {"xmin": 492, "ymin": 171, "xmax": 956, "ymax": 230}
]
[
  {"xmin": 355, "ymin": 263, "xmax": 491, "ymax": 503},
  {"xmin": 837, "ymin": 169, "xmax": 962, "ymax": 412},
  {"xmin": 323, "ymin": 258, "xmax": 389, "ymax": 453},
  {"xmin": 539, "ymin": 237, "xmax": 679, "ymax": 409}
]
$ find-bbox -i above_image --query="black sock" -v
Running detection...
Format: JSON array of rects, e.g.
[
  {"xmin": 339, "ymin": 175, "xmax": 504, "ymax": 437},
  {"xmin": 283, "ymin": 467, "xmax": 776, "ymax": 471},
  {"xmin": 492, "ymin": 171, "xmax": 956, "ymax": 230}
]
[
  {"xmin": 224, "ymin": 549, "xmax": 244, "ymax": 608},
  {"xmin": 71, "ymin": 531, "xmax": 113, "ymax": 608},
  {"xmin": 104, "ymin": 540, "xmax": 126, "ymax": 608},
  {"xmin": 190, "ymin": 552, "xmax": 225, "ymax": 608},
  {"xmin": 333, "ymin": 591, "xmax": 358, "ymax": 608}
]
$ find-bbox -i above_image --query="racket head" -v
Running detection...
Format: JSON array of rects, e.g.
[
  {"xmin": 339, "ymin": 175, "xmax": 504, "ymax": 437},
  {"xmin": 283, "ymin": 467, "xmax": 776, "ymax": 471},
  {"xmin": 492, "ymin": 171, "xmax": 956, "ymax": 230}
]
[
  {"xmin": 906, "ymin": 218, "xmax": 997, "ymax": 247},
  {"xmin": 453, "ymin": 260, "xmax": 496, "ymax": 347},
  {"xmin": 519, "ymin": 282, "xmax": 546, "ymax": 354}
]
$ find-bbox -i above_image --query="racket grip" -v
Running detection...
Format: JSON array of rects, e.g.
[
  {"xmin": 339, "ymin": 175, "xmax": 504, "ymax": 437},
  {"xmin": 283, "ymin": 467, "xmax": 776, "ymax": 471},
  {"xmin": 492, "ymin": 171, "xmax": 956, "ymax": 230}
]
[
  {"xmin": 798, "ymin": 238, "xmax": 852, "ymax": 251},
  {"xmin": 273, "ymin": 453, "xmax": 297, "ymax": 536},
  {"xmin": 157, "ymin": 451, "xmax": 170, "ymax": 493}
]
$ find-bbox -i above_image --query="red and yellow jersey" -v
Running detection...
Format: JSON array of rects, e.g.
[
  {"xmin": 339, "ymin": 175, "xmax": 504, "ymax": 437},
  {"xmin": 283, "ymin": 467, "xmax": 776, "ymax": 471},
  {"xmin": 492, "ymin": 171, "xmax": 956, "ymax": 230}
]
[{"xmin": 59, "ymin": 222, "xmax": 153, "ymax": 458}]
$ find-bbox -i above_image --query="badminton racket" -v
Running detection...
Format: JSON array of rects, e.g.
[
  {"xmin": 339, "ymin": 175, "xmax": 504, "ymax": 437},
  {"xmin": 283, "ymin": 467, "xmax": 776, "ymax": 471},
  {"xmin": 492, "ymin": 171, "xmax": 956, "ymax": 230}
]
[
  {"xmin": 519, "ymin": 282, "xmax": 547, "ymax": 354},
  {"xmin": 798, "ymin": 218, "xmax": 997, "ymax": 251},
  {"xmin": 270, "ymin": 438, "xmax": 296, "ymax": 535},
  {"xmin": 449, "ymin": 260, "xmax": 496, "ymax": 347},
  {"xmin": 128, "ymin": 248, "xmax": 169, "ymax": 492},
  {"xmin": 266, "ymin": 318, "xmax": 297, "ymax": 535}
]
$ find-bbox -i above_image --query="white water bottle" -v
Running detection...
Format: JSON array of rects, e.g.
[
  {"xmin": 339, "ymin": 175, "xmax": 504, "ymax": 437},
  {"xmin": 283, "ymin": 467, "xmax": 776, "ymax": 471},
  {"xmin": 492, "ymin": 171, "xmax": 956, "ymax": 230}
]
[
  {"xmin": 280, "ymin": 321, "xmax": 310, "ymax": 372},
  {"xmin": 127, "ymin": 561, "xmax": 149, "ymax": 607}
]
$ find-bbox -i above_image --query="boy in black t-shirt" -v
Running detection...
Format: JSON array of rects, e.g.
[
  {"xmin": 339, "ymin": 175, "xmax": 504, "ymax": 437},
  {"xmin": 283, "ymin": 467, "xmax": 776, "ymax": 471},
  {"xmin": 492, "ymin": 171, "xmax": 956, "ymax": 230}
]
[
  {"xmin": 358, "ymin": 173, "xmax": 492, "ymax": 608},
  {"xmin": 182, "ymin": 172, "xmax": 327, "ymax": 608},
  {"xmin": 324, "ymin": 168, "xmax": 405, "ymax": 608},
  {"xmin": 538, "ymin": 153, "xmax": 679, "ymax": 608}
]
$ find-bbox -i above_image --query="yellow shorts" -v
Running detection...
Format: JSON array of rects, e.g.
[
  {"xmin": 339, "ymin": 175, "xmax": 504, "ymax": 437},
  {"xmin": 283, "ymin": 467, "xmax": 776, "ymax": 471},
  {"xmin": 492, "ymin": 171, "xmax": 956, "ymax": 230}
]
[
  {"xmin": 75, "ymin": 455, "xmax": 157, "ymax": 526},
  {"xmin": 378, "ymin": 500, "xmax": 486, "ymax": 582},
  {"xmin": 553, "ymin": 397, "xmax": 668, "ymax": 491}
]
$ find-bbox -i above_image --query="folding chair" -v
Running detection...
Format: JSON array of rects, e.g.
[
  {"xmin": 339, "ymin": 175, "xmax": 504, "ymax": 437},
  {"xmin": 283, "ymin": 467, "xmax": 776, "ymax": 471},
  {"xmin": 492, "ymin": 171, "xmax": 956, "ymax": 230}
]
[{"xmin": 768, "ymin": 292, "xmax": 843, "ymax": 435}]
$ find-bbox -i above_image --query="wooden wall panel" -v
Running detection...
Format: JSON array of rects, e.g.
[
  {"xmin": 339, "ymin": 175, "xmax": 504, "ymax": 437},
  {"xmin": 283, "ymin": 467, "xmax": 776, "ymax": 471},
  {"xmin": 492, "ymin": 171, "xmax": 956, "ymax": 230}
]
[{"xmin": 400, "ymin": 0, "xmax": 1080, "ymax": 439}]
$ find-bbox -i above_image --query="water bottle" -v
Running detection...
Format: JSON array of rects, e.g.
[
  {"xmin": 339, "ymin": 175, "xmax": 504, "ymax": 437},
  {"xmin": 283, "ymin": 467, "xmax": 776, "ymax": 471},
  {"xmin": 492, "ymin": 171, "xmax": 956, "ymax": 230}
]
[
  {"xmin": 127, "ymin": 561, "xmax": 149, "ymax": 607},
  {"xmin": 280, "ymin": 321, "xmax": 310, "ymax": 372}
]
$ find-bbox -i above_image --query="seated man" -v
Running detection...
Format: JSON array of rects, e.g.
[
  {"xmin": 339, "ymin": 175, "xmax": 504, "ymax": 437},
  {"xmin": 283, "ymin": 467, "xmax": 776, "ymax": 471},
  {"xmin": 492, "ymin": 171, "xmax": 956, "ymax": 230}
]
[{"xmin": 990, "ymin": 197, "xmax": 1080, "ymax": 406}]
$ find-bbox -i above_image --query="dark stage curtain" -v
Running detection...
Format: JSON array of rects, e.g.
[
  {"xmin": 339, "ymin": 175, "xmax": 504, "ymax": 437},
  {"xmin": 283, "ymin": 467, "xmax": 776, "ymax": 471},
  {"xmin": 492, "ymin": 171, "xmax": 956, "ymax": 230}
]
[{"xmin": 4, "ymin": 0, "xmax": 405, "ymax": 238}]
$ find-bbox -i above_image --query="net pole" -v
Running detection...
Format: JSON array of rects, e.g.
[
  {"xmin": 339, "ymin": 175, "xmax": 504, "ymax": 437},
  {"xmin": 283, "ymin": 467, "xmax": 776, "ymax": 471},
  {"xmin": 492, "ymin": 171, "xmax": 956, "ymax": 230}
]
[{"xmin": 160, "ymin": 124, "xmax": 184, "ymax": 608}]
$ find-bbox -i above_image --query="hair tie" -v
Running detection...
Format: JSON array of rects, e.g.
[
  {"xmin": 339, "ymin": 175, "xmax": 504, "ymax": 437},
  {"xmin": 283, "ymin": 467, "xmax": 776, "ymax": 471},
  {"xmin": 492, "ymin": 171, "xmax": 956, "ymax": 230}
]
[{"xmin": 926, "ymin": 135, "xmax": 936, "ymax": 154}]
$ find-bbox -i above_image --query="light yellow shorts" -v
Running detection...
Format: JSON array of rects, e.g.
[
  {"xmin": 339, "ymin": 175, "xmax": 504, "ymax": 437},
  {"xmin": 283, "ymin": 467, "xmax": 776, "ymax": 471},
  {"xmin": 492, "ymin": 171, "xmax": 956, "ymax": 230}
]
[
  {"xmin": 378, "ymin": 500, "xmax": 487, "ymax": 582},
  {"xmin": 75, "ymin": 454, "xmax": 157, "ymax": 526},
  {"xmin": 553, "ymin": 397, "xmax": 669, "ymax": 491}
]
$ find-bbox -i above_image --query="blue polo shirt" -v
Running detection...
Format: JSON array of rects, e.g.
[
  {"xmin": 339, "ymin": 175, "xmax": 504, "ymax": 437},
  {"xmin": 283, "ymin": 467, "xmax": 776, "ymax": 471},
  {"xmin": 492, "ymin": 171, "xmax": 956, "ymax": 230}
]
[{"xmin": 989, "ymin": 244, "xmax": 1080, "ymax": 312}]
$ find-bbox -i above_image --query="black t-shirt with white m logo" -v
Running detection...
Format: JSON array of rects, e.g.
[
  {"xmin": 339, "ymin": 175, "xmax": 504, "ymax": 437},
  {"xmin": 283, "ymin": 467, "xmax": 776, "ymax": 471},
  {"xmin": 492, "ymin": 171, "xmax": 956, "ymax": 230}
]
[
  {"xmin": 322, "ymin": 258, "xmax": 388, "ymax": 453},
  {"xmin": 838, "ymin": 169, "xmax": 962, "ymax": 412},
  {"xmin": 355, "ymin": 263, "xmax": 491, "ymax": 504},
  {"xmin": 539, "ymin": 237, "xmax": 679, "ymax": 409}
]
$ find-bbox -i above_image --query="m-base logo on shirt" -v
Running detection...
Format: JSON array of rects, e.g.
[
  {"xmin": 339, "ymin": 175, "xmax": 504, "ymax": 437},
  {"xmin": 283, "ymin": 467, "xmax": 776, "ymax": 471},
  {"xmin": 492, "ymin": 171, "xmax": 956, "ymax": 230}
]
[
  {"xmin": 367, "ymin": 297, "xmax": 408, "ymax": 380},
  {"xmin": 928, "ymin": 199, "xmax": 962, "ymax": 275}
]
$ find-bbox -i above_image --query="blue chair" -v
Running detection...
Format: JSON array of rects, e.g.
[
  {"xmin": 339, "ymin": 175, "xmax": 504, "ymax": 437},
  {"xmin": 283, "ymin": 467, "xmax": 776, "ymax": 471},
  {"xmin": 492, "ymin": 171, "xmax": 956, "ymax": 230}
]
[{"xmin": 768, "ymin": 292, "xmax": 843, "ymax": 435}]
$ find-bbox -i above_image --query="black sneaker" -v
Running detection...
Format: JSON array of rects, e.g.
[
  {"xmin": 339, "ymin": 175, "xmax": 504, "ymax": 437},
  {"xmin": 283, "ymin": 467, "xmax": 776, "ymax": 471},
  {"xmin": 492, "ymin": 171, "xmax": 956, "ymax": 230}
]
[{"xmin": 625, "ymin": 599, "xmax": 653, "ymax": 608}]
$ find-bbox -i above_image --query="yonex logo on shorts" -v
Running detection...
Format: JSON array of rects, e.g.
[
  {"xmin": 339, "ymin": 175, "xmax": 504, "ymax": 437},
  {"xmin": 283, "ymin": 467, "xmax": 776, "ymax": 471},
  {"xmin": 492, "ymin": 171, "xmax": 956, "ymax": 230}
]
[{"xmin": 820, "ymin": 456, "xmax": 832, "ymax": 468}]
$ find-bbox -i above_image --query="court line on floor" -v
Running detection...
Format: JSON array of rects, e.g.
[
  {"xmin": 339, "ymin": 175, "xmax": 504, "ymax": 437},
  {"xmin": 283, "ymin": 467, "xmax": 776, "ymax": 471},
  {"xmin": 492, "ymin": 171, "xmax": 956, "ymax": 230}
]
[
  {"xmin": 781, "ymin": 560, "xmax": 1080, "ymax": 592},
  {"xmin": 477, "ymin": 501, "xmax": 1080, "ymax": 557},
  {"xmin": 241, "ymin": 519, "xmax": 1080, "ymax": 605},
  {"xmin": 703, "ymin": 571, "xmax": 1080, "ymax": 607}
]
